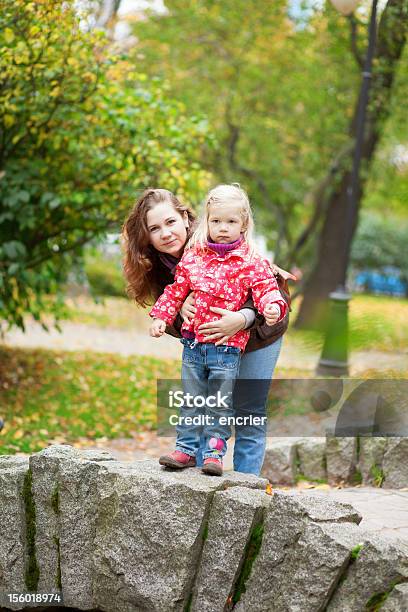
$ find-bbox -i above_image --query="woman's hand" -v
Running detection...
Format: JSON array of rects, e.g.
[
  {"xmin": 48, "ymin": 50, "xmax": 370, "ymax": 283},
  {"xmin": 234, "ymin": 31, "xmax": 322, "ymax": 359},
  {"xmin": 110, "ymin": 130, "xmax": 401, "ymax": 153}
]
[
  {"xmin": 180, "ymin": 292, "xmax": 196, "ymax": 324},
  {"xmin": 198, "ymin": 307, "xmax": 246, "ymax": 346},
  {"xmin": 272, "ymin": 264, "xmax": 297, "ymax": 282},
  {"xmin": 150, "ymin": 318, "xmax": 166, "ymax": 338}
]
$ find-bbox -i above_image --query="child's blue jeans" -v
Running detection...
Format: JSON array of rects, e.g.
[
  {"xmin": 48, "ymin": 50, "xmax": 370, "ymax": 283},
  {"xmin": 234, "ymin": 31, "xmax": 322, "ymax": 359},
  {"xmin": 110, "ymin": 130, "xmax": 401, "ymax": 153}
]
[
  {"xmin": 175, "ymin": 339, "xmax": 241, "ymax": 460},
  {"xmin": 195, "ymin": 337, "xmax": 283, "ymax": 475}
]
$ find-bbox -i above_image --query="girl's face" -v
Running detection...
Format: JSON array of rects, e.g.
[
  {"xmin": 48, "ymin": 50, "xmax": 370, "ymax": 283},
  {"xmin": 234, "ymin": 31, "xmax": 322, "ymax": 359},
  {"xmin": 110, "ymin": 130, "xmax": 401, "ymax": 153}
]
[
  {"xmin": 146, "ymin": 201, "xmax": 189, "ymax": 258},
  {"xmin": 208, "ymin": 202, "xmax": 244, "ymax": 244}
]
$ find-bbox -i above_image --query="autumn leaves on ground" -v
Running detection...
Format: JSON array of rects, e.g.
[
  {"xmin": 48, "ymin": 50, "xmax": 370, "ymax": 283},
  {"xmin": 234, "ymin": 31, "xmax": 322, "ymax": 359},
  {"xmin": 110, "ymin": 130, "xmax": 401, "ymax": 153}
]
[{"xmin": 1, "ymin": 294, "xmax": 407, "ymax": 456}]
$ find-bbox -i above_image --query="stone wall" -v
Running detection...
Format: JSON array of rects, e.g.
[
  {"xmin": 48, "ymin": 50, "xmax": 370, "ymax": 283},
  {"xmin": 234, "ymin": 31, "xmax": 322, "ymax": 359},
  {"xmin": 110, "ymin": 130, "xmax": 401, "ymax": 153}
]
[
  {"xmin": 0, "ymin": 445, "xmax": 408, "ymax": 611},
  {"xmin": 262, "ymin": 436, "xmax": 408, "ymax": 487}
]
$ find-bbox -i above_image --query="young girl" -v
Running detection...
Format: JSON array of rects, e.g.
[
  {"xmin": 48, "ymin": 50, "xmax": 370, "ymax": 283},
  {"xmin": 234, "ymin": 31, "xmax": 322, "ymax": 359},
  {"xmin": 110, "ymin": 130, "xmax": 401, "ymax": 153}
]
[{"xmin": 149, "ymin": 184, "xmax": 288, "ymax": 476}]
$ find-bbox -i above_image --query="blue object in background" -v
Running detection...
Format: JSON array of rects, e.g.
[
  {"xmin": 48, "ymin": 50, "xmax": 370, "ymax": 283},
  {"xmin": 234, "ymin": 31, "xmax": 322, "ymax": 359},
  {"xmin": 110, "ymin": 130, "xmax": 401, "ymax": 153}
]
[{"xmin": 354, "ymin": 267, "xmax": 407, "ymax": 297}]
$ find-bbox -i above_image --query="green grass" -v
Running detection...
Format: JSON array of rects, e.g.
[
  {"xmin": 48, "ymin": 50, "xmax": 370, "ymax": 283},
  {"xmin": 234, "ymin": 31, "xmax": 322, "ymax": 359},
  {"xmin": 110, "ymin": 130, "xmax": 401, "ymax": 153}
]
[
  {"xmin": 288, "ymin": 293, "xmax": 408, "ymax": 353},
  {"xmin": 0, "ymin": 347, "xmax": 181, "ymax": 455}
]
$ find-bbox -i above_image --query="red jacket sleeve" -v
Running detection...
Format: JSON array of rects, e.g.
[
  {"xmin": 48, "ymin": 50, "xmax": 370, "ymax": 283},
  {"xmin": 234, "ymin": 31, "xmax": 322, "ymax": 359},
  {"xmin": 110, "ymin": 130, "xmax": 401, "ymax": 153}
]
[
  {"xmin": 149, "ymin": 259, "xmax": 191, "ymax": 325},
  {"xmin": 249, "ymin": 259, "xmax": 288, "ymax": 322}
]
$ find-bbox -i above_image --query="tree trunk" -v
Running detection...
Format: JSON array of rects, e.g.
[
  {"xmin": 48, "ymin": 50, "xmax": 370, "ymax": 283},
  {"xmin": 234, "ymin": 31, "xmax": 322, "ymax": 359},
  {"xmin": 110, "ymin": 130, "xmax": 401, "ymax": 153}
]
[{"xmin": 295, "ymin": 0, "xmax": 408, "ymax": 329}]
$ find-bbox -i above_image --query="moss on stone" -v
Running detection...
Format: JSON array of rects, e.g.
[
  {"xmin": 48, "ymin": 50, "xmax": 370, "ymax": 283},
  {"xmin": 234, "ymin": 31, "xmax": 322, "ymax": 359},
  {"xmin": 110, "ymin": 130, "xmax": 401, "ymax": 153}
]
[
  {"xmin": 23, "ymin": 468, "xmax": 40, "ymax": 591},
  {"xmin": 295, "ymin": 472, "xmax": 328, "ymax": 485},
  {"xmin": 231, "ymin": 518, "xmax": 264, "ymax": 605},
  {"xmin": 183, "ymin": 592, "xmax": 192, "ymax": 612},
  {"xmin": 351, "ymin": 469, "xmax": 363, "ymax": 485},
  {"xmin": 53, "ymin": 536, "xmax": 62, "ymax": 590},
  {"xmin": 51, "ymin": 483, "xmax": 60, "ymax": 515},
  {"xmin": 365, "ymin": 578, "xmax": 408, "ymax": 611}
]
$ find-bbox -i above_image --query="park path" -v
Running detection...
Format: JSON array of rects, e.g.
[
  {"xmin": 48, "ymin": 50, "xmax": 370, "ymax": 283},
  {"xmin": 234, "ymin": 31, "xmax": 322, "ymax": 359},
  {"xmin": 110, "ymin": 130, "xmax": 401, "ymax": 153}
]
[{"xmin": 4, "ymin": 319, "xmax": 408, "ymax": 374}]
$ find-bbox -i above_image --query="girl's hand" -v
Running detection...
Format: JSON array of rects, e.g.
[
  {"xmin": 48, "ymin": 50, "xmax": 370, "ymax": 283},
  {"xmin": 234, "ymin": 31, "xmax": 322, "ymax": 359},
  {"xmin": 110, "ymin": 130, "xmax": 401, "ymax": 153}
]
[
  {"xmin": 150, "ymin": 318, "xmax": 166, "ymax": 337},
  {"xmin": 180, "ymin": 292, "xmax": 196, "ymax": 324},
  {"xmin": 198, "ymin": 307, "xmax": 246, "ymax": 346},
  {"xmin": 264, "ymin": 304, "xmax": 281, "ymax": 326},
  {"xmin": 272, "ymin": 264, "xmax": 297, "ymax": 282}
]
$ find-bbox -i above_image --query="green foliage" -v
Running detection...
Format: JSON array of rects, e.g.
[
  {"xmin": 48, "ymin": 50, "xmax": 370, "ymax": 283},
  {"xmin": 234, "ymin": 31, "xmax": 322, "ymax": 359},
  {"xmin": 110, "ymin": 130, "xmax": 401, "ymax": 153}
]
[
  {"xmin": 370, "ymin": 464, "xmax": 385, "ymax": 487},
  {"xmin": 351, "ymin": 212, "xmax": 408, "ymax": 280},
  {"xmin": 129, "ymin": 1, "xmax": 361, "ymax": 255},
  {"xmin": 364, "ymin": 41, "xmax": 408, "ymax": 220},
  {"xmin": 0, "ymin": 0, "xmax": 212, "ymax": 331},
  {"xmin": 351, "ymin": 543, "xmax": 363, "ymax": 560},
  {"xmin": 129, "ymin": 0, "xmax": 408, "ymax": 279},
  {"xmin": 84, "ymin": 252, "xmax": 125, "ymax": 297}
]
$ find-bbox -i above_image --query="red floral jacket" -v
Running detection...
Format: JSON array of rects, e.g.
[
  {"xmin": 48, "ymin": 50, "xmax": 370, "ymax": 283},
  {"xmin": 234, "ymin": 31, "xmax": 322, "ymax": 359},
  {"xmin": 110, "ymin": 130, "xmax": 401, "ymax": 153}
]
[{"xmin": 149, "ymin": 241, "xmax": 288, "ymax": 350}]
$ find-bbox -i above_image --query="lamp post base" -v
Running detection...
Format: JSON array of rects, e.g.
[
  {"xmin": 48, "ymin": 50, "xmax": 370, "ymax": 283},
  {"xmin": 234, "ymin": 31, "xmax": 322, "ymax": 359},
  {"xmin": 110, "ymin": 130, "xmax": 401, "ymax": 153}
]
[
  {"xmin": 316, "ymin": 358, "xmax": 349, "ymax": 377},
  {"xmin": 316, "ymin": 287, "xmax": 351, "ymax": 377}
]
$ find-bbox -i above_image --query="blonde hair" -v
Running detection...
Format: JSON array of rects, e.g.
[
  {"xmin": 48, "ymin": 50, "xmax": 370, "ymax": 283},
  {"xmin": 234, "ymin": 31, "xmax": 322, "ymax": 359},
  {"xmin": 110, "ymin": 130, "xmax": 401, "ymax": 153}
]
[{"xmin": 188, "ymin": 183, "xmax": 257, "ymax": 253}]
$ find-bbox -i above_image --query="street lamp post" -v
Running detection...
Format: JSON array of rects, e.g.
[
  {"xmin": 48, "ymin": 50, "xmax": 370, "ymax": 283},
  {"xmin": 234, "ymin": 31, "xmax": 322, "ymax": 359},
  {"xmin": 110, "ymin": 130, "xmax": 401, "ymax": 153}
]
[{"xmin": 317, "ymin": 0, "xmax": 379, "ymax": 377}]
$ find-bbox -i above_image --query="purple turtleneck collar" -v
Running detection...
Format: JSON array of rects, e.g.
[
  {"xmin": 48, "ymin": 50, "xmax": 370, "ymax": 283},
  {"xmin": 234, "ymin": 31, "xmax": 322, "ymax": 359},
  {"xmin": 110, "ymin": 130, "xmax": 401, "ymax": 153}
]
[
  {"xmin": 206, "ymin": 234, "xmax": 244, "ymax": 256},
  {"xmin": 158, "ymin": 235, "xmax": 244, "ymax": 271},
  {"xmin": 158, "ymin": 252, "xmax": 180, "ymax": 274}
]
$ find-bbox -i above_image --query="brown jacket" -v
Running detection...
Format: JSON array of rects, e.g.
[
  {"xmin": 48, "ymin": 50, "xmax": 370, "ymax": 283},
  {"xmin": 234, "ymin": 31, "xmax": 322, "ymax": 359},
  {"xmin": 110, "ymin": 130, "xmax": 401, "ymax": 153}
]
[{"xmin": 154, "ymin": 259, "xmax": 291, "ymax": 354}]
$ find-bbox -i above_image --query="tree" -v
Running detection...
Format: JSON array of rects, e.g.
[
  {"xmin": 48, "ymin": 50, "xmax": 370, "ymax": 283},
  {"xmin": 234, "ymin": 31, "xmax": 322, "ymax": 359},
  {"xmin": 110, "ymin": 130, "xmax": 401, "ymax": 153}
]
[
  {"xmin": 0, "ymin": 0, "xmax": 212, "ymax": 331},
  {"xmin": 129, "ymin": 0, "xmax": 407, "ymax": 320},
  {"xmin": 129, "ymin": 0, "xmax": 360, "ymax": 259},
  {"xmin": 295, "ymin": 0, "xmax": 408, "ymax": 327}
]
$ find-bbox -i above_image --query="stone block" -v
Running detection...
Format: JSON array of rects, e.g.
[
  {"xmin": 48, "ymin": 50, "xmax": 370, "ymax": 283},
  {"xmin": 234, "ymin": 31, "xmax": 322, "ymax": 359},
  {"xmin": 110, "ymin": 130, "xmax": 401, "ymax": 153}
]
[
  {"xmin": 327, "ymin": 532, "xmax": 408, "ymax": 611},
  {"xmin": 358, "ymin": 436, "xmax": 388, "ymax": 486},
  {"xmin": 326, "ymin": 435, "xmax": 357, "ymax": 484},
  {"xmin": 296, "ymin": 437, "xmax": 327, "ymax": 481},
  {"xmin": 261, "ymin": 438, "xmax": 298, "ymax": 484},
  {"xmin": 0, "ymin": 456, "xmax": 30, "ymax": 609},
  {"xmin": 383, "ymin": 438, "xmax": 408, "ymax": 489},
  {"xmin": 192, "ymin": 486, "xmax": 271, "ymax": 612},
  {"xmin": 234, "ymin": 492, "xmax": 362, "ymax": 611}
]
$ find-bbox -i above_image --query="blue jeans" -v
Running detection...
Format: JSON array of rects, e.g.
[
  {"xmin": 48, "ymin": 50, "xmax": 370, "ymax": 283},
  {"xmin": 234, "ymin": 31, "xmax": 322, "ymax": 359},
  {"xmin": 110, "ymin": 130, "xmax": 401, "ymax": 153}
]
[
  {"xmin": 175, "ymin": 339, "xmax": 241, "ymax": 460},
  {"xmin": 196, "ymin": 337, "xmax": 283, "ymax": 475}
]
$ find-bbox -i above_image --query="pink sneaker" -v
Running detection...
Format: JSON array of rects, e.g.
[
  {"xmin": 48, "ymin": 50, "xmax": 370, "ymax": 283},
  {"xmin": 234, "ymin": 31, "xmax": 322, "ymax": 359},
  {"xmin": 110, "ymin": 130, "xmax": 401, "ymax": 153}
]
[
  {"xmin": 159, "ymin": 450, "xmax": 196, "ymax": 469},
  {"xmin": 201, "ymin": 457, "xmax": 223, "ymax": 476}
]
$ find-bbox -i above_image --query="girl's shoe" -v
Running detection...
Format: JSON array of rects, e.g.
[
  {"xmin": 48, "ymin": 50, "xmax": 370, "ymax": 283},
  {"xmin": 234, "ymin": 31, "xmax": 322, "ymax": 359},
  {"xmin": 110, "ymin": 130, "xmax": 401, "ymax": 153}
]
[
  {"xmin": 202, "ymin": 457, "xmax": 223, "ymax": 476},
  {"xmin": 159, "ymin": 450, "xmax": 196, "ymax": 469}
]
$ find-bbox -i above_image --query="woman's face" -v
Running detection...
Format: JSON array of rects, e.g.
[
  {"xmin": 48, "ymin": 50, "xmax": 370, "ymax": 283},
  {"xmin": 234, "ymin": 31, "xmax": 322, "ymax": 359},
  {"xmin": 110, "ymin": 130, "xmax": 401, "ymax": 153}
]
[{"xmin": 146, "ymin": 201, "xmax": 189, "ymax": 258}]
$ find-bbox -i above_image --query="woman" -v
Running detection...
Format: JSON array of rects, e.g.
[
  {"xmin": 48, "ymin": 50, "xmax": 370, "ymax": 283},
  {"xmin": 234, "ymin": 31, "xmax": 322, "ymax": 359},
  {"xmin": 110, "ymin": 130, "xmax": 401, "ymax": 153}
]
[{"xmin": 123, "ymin": 188, "xmax": 294, "ymax": 475}]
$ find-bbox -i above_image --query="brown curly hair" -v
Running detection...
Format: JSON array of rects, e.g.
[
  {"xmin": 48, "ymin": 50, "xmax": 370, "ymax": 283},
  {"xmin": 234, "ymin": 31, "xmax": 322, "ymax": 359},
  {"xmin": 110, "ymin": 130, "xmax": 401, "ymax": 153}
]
[{"xmin": 122, "ymin": 189, "xmax": 196, "ymax": 307}]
